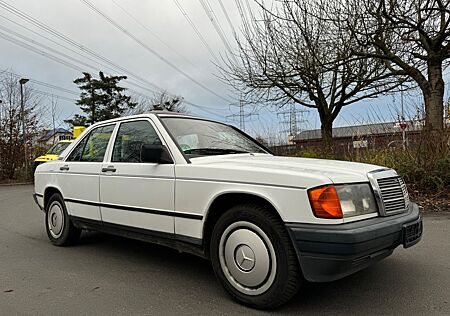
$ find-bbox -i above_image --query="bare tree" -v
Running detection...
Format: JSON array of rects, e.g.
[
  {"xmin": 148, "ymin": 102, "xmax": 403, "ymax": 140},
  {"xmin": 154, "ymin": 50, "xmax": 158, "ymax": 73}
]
[
  {"xmin": 222, "ymin": 0, "xmax": 403, "ymax": 147},
  {"xmin": 48, "ymin": 95, "xmax": 62, "ymax": 145},
  {"xmin": 0, "ymin": 72, "xmax": 40, "ymax": 180},
  {"xmin": 128, "ymin": 91, "xmax": 188, "ymax": 115},
  {"xmin": 339, "ymin": 0, "xmax": 450, "ymax": 132}
]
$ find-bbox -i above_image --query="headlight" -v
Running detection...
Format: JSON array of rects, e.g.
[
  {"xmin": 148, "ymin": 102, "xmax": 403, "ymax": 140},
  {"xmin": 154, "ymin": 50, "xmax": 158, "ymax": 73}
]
[
  {"xmin": 335, "ymin": 183, "xmax": 377, "ymax": 217},
  {"xmin": 308, "ymin": 183, "xmax": 377, "ymax": 219}
]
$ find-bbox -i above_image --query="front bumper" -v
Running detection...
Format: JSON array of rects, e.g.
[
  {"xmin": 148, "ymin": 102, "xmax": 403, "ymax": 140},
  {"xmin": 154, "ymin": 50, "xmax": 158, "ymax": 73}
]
[
  {"xmin": 287, "ymin": 203, "xmax": 422, "ymax": 282},
  {"xmin": 33, "ymin": 193, "xmax": 44, "ymax": 211}
]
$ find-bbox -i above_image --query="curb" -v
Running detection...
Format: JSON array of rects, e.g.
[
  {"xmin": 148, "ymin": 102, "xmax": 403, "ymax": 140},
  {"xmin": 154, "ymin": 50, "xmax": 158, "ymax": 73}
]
[{"xmin": 0, "ymin": 182, "xmax": 33, "ymax": 187}]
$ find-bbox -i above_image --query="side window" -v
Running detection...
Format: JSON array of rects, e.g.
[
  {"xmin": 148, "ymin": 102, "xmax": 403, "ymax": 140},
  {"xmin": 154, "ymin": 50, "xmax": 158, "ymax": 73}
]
[
  {"xmin": 66, "ymin": 136, "xmax": 87, "ymax": 162},
  {"xmin": 66, "ymin": 124, "xmax": 115, "ymax": 162},
  {"xmin": 112, "ymin": 120, "xmax": 162, "ymax": 163}
]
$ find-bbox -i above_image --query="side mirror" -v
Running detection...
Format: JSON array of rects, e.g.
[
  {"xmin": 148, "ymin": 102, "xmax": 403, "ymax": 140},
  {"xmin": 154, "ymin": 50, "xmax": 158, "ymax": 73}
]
[{"xmin": 140, "ymin": 144, "xmax": 173, "ymax": 164}]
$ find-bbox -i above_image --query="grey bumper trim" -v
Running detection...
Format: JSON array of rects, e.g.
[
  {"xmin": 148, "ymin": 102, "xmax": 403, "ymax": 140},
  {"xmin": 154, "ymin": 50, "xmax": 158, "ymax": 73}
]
[
  {"xmin": 286, "ymin": 203, "xmax": 422, "ymax": 282},
  {"xmin": 33, "ymin": 193, "xmax": 44, "ymax": 211}
]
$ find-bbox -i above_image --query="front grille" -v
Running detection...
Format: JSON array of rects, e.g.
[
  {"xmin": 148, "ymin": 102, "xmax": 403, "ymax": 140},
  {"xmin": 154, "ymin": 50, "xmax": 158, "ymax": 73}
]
[{"xmin": 377, "ymin": 176, "xmax": 409, "ymax": 215}]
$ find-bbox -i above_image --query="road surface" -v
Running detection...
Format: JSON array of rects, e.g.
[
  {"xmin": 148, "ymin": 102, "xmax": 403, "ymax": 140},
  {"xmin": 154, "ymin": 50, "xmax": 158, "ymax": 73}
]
[{"xmin": 0, "ymin": 185, "xmax": 449, "ymax": 315}]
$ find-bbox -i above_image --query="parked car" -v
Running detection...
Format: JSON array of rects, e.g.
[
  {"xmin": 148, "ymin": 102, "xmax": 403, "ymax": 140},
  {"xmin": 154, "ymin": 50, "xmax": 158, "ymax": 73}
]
[
  {"xmin": 33, "ymin": 112, "xmax": 422, "ymax": 309},
  {"xmin": 33, "ymin": 126, "xmax": 86, "ymax": 173}
]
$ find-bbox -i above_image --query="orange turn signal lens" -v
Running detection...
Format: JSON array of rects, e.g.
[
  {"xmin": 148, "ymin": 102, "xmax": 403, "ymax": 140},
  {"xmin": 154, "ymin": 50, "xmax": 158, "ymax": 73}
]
[{"xmin": 308, "ymin": 185, "xmax": 343, "ymax": 219}]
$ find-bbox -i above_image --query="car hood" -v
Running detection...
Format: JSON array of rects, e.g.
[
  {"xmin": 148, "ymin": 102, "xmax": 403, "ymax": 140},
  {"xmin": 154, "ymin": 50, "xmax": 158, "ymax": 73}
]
[{"xmin": 189, "ymin": 154, "xmax": 388, "ymax": 186}]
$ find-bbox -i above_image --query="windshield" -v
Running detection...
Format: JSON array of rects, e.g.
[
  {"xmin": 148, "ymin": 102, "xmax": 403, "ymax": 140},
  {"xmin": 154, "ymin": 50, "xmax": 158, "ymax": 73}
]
[
  {"xmin": 161, "ymin": 117, "xmax": 268, "ymax": 158},
  {"xmin": 47, "ymin": 142, "xmax": 71, "ymax": 155}
]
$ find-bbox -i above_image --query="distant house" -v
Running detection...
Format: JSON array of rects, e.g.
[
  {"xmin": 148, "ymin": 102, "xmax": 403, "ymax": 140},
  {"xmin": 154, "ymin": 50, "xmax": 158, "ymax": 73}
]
[
  {"xmin": 38, "ymin": 128, "xmax": 72, "ymax": 146},
  {"xmin": 293, "ymin": 121, "xmax": 424, "ymax": 150}
]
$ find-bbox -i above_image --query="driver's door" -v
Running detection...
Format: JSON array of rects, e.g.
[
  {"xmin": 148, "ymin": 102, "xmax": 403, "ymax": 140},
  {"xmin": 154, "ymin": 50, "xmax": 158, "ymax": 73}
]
[{"xmin": 99, "ymin": 119, "xmax": 175, "ymax": 234}]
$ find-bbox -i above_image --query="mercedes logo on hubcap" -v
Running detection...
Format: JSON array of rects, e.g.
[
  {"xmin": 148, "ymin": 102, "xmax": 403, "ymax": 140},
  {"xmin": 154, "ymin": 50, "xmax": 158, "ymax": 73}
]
[{"xmin": 234, "ymin": 245, "xmax": 256, "ymax": 272}]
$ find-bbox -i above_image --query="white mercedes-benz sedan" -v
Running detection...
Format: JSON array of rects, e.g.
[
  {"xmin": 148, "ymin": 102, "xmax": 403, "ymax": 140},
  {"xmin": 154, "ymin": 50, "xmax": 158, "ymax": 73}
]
[{"xmin": 33, "ymin": 112, "xmax": 422, "ymax": 309}]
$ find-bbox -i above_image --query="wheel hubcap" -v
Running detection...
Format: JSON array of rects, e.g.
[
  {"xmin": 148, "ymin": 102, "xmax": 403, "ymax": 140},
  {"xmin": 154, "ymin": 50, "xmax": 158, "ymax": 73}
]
[
  {"xmin": 234, "ymin": 244, "xmax": 255, "ymax": 272},
  {"xmin": 219, "ymin": 221, "xmax": 277, "ymax": 296},
  {"xmin": 47, "ymin": 202, "xmax": 64, "ymax": 238}
]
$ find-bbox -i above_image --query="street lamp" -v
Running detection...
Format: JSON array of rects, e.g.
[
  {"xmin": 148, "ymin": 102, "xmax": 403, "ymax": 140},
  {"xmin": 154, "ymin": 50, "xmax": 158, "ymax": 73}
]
[{"xmin": 19, "ymin": 78, "xmax": 29, "ymax": 177}]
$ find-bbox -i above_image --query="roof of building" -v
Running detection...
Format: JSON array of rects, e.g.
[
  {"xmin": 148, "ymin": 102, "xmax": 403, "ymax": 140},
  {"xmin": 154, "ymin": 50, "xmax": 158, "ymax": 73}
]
[
  {"xmin": 295, "ymin": 121, "xmax": 423, "ymax": 141},
  {"xmin": 39, "ymin": 128, "xmax": 71, "ymax": 141}
]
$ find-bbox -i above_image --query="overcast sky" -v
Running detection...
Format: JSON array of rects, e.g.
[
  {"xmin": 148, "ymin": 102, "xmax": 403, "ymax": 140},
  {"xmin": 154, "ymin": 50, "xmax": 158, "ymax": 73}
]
[{"xmin": 1, "ymin": 0, "xmax": 448, "ymax": 139}]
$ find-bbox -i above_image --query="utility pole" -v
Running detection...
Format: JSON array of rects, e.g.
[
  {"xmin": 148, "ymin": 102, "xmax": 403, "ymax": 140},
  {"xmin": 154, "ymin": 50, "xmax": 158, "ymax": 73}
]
[
  {"xmin": 19, "ymin": 78, "xmax": 29, "ymax": 177},
  {"xmin": 277, "ymin": 104, "xmax": 308, "ymax": 144},
  {"xmin": 226, "ymin": 95, "xmax": 257, "ymax": 132},
  {"xmin": 239, "ymin": 99, "xmax": 245, "ymax": 131}
]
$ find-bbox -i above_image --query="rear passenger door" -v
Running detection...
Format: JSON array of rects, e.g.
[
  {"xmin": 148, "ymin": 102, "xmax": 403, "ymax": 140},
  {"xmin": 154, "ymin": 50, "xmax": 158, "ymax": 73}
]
[
  {"xmin": 99, "ymin": 119, "xmax": 175, "ymax": 234},
  {"xmin": 58, "ymin": 124, "xmax": 116, "ymax": 221}
]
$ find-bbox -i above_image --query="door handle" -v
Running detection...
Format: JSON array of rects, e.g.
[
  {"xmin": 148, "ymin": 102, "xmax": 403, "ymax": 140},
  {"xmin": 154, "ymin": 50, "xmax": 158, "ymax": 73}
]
[
  {"xmin": 101, "ymin": 166, "xmax": 116, "ymax": 173},
  {"xmin": 60, "ymin": 165, "xmax": 69, "ymax": 171}
]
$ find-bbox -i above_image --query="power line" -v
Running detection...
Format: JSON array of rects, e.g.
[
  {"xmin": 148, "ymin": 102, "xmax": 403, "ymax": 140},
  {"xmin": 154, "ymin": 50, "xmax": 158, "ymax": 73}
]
[
  {"xmin": 277, "ymin": 105, "xmax": 308, "ymax": 143},
  {"xmin": 125, "ymin": 84, "xmax": 227, "ymax": 119},
  {"xmin": 0, "ymin": 31, "xmax": 85, "ymax": 72},
  {"xmin": 0, "ymin": 27, "xmax": 155, "ymax": 98},
  {"xmin": 0, "ymin": 0, "xmax": 230, "ymax": 117},
  {"xmin": 1, "ymin": 70, "xmax": 78, "ymax": 103},
  {"xmin": 3, "ymin": 67, "xmax": 224, "ymax": 121},
  {"xmin": 1, "ymin": 69, "xmax": 79, "ymax": 96},
  {"xmin": 0, "ymin": 1, "xmax": 185, "ymax": 100},
  {"xmin": 235, "ymin": 0, "xmax": 252, "ymax": 35},
  {"xmin": 217, "ymin": 0, "xmax": 237, "ymax": 38},
  {"xmin": 243, "ymin": 0, "xmax": 256, "ymax": 22},
  {"xmin": 172, "ymin": 0, "xmax": 220, "ymax": 64},
  {"xmin": 226, "ymin": 95, "xmax": 258, "ymax": 131},
  {"xmin": 0, "ymin": 8, "xmax": 174, "ymax": 105},
  {"xmin": 0, "ymin": 24, "xmax": 100, "ymax": 72},
  {"xmin": 30, "ymin": 80, "xmax": 78, "ymax": 97},
  {"xmin": 0, "ymin": 13, "xmax": 161, "ymax": 93},
  {"xmin": 33, "ymin": 89, "xmax": 77, "ymax": 103},
  {"xmin": 80, "ymin": 0, "xmax": 232, "ymax": 103},
  {"xmin": 0, "ymin": 31, "xmax": 164, "ymax": 105},
  {"xmin": 110, "ymin": 0, "xmax": 213, "ymax": 79},
  {"xmin": 0, "ymin": 29, "xmax": 156, "ymax": 101},
  {"xmin": 110, "ymin": 1, "xmax": 234, "ymax": 105},
  {"xmin": 199, "ymin": 0, "xmax": 234, "ymax": 56}
]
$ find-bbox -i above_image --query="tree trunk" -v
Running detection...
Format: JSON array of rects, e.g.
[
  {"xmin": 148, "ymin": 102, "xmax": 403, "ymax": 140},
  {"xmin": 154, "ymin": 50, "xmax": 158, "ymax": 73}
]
[
  {"xmin": 317, "ymin": 104, "xmax": 335, "ymax": 151},
  {"xmin": 416, "ymin": 60, "xmax": 446, "ymax": 166},
  {"xmin": 320, "ymin": 119, "xmax": 334, "ymax": 151},
  {"xmin": 424, "ymin": 61, "xmax": 444, "ymax": 131}
]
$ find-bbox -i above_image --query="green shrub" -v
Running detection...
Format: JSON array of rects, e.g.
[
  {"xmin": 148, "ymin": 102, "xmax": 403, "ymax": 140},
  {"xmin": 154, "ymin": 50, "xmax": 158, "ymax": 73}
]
[
  {"xmin": 348, "ymin": 148, "xmax": 450, "ymax": 192},
  {"xmin": 290, "ymin": 134, "xmax": 450, "ymax": 192}
]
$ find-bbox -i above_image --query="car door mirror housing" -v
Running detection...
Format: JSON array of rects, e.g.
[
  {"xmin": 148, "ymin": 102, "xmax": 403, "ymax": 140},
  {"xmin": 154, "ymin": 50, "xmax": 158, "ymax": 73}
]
[{"xmin": 140, "ymin": 144, "xmax": 173, "ymax": 164}]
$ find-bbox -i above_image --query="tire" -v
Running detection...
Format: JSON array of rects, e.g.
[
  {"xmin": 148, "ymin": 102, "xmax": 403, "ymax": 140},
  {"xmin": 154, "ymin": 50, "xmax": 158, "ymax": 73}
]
[
  {"xmin": 45, "ymin": 193, "xmax": 81, "ymax": 246},
  {"xmin": 210, "ymin": 203, "xmax": 301, "ymax": 309}
]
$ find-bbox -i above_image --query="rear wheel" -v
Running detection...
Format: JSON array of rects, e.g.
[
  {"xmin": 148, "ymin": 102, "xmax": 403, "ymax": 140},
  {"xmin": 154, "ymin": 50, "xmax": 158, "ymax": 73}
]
[
  {"xmin": 45, "ymin": 193, "xmax": 81, "ymax": 246},
  {"xmin": 210, "ymin": 203, "xmax": 301, "ymax": 309}
]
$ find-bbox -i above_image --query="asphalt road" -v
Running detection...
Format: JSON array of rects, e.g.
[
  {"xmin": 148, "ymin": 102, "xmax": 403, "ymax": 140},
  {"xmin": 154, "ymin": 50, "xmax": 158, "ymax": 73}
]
[{"xmin": 0, "ymin": 185, "xmax": 449, "ymax": 315}]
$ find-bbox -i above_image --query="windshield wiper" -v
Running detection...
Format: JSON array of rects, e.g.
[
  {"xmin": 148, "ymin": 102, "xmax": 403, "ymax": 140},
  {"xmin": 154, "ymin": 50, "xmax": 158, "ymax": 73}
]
[{"xmin": 183, "ymin": 148, "xmax": 249, "ymax": 155}]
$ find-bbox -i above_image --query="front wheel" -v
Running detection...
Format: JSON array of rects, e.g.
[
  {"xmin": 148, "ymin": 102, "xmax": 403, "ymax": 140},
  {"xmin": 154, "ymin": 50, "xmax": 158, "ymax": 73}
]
[
  {"xmin": 210, "ymin": 203, "xmax": 301, "ymax": 309},
  {"xmin": 45, "ymin": 193, "xmax": 81, "ymax": 246}
]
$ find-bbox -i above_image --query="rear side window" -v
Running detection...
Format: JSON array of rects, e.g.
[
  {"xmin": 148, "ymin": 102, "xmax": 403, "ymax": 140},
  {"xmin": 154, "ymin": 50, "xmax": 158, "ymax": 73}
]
[
  {"xmin": 66, "ymin": 124, "xmax": 115, "ymax": 162},
  {"xmin": 112, "ymin": 120, "xmax": 162, "ymax": 163}
]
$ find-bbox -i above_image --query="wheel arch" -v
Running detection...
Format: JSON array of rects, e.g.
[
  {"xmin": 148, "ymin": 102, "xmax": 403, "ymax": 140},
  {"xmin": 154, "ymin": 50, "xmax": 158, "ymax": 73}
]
[
  {"xmin": 202, "ymin": 191, "xmax": 285, "ymax": 258},
  {"xmin": 43, "ymin": 186, "xmax": 63, "ymax": 211}
]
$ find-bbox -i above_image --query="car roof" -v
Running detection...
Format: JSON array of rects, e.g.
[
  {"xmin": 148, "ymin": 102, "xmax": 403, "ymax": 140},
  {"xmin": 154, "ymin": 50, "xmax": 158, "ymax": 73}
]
[{"xmin": 87, "ymin": 111, "xmax": 211, "ymax": 128}]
